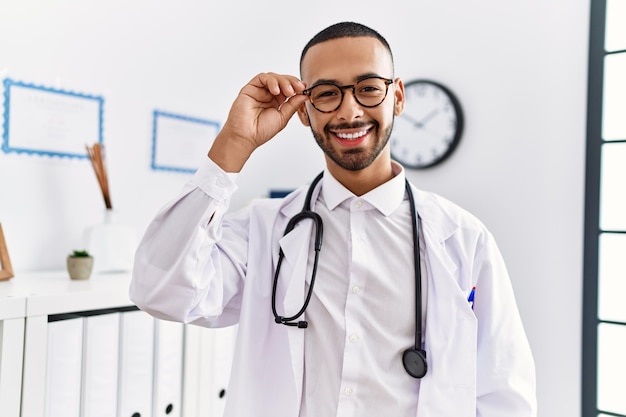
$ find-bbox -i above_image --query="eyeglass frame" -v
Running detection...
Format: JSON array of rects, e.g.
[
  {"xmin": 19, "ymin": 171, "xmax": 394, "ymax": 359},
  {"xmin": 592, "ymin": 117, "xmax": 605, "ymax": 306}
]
[{"xmin": 301, "ymin": 76, "xmax": 394, "ymax": 113}]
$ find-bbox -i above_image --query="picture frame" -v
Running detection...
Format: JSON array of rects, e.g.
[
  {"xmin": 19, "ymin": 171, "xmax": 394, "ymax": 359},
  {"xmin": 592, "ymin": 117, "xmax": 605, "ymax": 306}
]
[
  {"xmin": 151, "ymin": 110, "xmax": 220, "ymax": 174},
  {"xmin": 0, "ymin": 223, "xmax": 14, "ymax": 280},
  {"xmin": 2, "ymin": 78, "xmax": 104, "ymax": 160}
]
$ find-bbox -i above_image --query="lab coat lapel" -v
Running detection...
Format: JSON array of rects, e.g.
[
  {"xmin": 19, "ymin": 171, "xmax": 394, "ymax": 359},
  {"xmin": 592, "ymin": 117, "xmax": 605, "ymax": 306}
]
[
  {"xmin": 277, "ymin": 188, "xmax": 318, "ymax": 316},
  {"xmin": 275, "ymin": 206, "xmax": 314, "ymax": 407},
  {"xmin": 412, "ymin": 186, "xmax": 477, "ymax": 416},
  {"xmin": 277, "ymin": 221, "xmax": 313, "ymax": 315}
]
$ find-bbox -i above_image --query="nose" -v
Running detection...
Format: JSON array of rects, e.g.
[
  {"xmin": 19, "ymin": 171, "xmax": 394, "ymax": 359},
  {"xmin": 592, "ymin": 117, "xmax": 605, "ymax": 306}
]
[{"xmin": 335, "ymin": 87, "xmax": 364, "ymax": 121}]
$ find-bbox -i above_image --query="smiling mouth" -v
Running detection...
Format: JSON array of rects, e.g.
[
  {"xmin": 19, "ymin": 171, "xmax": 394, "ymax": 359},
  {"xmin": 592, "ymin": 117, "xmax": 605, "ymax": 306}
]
[
  {"xmin": 334, "ymin": 129, "xmax": 370, "ymax": 140},
  {"xmin": 330, "ymin": 122, "xmax": 375, "ymax": 142}
]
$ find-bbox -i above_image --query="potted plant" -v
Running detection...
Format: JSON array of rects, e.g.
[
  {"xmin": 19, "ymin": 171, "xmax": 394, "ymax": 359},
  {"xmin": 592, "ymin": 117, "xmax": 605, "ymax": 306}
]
[{"xmin": 67, "ymin": 250, "xmax": 94, "ymax": 280}]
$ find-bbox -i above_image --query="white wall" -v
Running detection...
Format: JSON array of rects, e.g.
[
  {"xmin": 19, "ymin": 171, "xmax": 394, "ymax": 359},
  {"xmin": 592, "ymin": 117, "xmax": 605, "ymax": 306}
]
[{"xmin": 0, "ymin": 0, "xmax": 589, "ymax": 416}]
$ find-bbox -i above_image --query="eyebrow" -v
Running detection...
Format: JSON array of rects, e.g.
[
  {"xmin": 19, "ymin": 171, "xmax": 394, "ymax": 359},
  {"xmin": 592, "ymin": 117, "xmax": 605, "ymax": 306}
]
[{"xmin": 310, "ymin": 73, "xmax": 389, "ymax": 88}]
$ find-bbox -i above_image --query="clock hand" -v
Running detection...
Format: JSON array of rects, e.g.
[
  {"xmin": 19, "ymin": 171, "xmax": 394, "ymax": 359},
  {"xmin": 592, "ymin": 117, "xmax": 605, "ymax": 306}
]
[
  {"xmin": 400, "ymin": 114, "xmax": 425, "ymax": 127},
  {"xmin": 417, "ymin": 109, "xmax": 440, "ymax": 126},
  {"xmin": 401, "ymin": 109, "xmax": 440, "ymax": 128},
  {"xmin": 402, "ymin": 118, "xmax": 449, "ymax": 141}
]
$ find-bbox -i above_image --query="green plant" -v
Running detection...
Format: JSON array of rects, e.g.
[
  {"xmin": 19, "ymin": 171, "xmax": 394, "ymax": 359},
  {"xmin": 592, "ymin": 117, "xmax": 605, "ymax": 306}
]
[{"xmin": 70, "ymin": 250, "xmax": 91, "ymax": 258}]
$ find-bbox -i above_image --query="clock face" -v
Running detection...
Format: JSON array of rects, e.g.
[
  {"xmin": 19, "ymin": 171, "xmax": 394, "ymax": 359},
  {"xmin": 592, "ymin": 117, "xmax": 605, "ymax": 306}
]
[{"xmin": 390, "ymin": 80, "xmax": 463, "ymax": 169}]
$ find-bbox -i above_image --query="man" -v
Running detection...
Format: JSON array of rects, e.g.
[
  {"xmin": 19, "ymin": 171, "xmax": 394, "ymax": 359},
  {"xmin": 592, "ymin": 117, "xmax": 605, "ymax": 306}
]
[{"xmin": 131, "ymin": 22, "xmax": 537, "ymax": 417}]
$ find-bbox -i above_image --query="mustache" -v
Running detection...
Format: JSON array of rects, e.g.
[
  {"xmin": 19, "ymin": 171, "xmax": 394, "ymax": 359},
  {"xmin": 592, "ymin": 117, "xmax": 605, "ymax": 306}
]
[{"xmin": 326, "ymin": 121, "xmax": 376, "ymax": 131}]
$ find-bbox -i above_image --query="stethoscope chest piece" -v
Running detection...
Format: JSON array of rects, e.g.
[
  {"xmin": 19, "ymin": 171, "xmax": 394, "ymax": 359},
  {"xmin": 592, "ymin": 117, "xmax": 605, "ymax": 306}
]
[{"xmin": 403, "ymin": 347, "xmax": 427, "ymax": 379}]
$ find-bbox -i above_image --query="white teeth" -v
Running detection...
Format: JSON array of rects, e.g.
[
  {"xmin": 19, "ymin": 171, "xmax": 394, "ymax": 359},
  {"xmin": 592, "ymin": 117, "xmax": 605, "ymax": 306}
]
[{"xmin": 336, "ymin": 130, "xmax": 368, "ymax": 140}]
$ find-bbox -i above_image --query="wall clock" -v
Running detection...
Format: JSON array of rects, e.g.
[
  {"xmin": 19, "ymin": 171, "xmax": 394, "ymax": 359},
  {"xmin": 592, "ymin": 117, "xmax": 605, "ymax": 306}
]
[{"xmin": 390, "ymin": 79, "xmax": 464, "ymax": 169}]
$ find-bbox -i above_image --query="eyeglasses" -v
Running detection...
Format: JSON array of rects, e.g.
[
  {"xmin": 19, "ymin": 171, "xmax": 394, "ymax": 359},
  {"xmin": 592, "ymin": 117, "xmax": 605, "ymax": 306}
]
[{"xmin": 302, "ymin": 76, "xmax": 394, "ymax": 113}]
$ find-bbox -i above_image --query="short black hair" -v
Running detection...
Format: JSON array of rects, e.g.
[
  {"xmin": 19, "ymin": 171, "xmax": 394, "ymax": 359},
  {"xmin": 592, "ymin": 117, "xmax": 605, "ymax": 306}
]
[{"xmin": 300, "ymin": 22, "xmax": 394, "ymax": 75}]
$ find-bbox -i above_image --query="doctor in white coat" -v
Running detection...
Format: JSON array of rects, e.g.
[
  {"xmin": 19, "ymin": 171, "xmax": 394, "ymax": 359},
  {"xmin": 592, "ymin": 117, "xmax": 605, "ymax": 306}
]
[{"xmin": 130, "ymin": 22, "xmax": 536, "ymax": 417}]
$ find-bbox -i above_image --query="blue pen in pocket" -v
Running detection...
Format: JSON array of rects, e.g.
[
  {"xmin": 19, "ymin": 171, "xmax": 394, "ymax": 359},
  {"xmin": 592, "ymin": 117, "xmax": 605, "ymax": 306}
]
[{"xmin": 468, "ymin": 286, "xmax": 476, "ymax": 310}]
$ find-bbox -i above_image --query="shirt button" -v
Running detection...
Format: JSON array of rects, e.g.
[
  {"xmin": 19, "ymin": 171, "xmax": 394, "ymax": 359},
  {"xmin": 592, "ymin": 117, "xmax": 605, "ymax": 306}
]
[
  {"xmin": 349, "ymin": 334, "xmax": 359, "ymax": 343},
  {"xmin": 355, "ymin": 200, "xmax": 363, "ymax": 208},
  {"xmin": 344, "ymin": 387, "xmax": 353, "ymax": 396},
  {"xmin": 352, "ymin": 286, "xmax": 360, "ymax": 294}
]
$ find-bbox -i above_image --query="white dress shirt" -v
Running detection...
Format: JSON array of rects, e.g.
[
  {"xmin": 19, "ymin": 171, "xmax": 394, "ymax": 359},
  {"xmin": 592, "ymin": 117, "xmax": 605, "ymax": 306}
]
[{"xmin": 298, "ymin": 165, "xmax": 428, "ymax": 417}]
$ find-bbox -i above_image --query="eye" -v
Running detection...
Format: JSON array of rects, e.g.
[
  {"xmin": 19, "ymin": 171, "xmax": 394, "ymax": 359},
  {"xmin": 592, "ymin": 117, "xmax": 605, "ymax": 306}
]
[
  {"xmin": 311, "ymin": 85, "xmax": 340, "ymax": 100},
  {"xmin": 317, "ymin": 90, "xmax": 338, "ymax": 98},
  {"xmin": 359, "ymin": 85, "xmax": 383, "ymax": 94},
  {"xmin": 357, "ymin": 80, "xmax": 385, "ymax": 96}
]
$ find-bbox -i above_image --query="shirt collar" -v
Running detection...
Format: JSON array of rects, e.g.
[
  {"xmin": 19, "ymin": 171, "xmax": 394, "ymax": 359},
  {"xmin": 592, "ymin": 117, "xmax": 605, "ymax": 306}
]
[{"xmin": 322, "ymin": 162, "xmax": 407, "ymax": 217}]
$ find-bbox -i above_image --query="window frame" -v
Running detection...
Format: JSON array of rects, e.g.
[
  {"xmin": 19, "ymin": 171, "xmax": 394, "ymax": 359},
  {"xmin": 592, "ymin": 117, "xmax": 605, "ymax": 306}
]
[{"xmin": 583, "ymin": 1, "xmax": 626, "ymax": 416}]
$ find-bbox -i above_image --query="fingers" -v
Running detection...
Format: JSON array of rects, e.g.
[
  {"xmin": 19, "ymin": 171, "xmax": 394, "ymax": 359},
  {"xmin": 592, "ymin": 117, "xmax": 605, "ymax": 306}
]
[
  {"xmin": 277, "ymin": 93, "xmax": 298, "ymax": 112},
  {"xmin": 208, "ymin": 72, "xmax": 309, "ymax": 172},
  {"xmin": 250, "ymin": 72, "xmax": 307, "ymax": 105},
  {"xmin": 257, "ymin": 72, "xmax": 306, "ymax": 94}
]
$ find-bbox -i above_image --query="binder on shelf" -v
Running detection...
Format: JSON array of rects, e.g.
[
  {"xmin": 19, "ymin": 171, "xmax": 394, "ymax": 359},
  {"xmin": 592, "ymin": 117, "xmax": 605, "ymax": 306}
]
[
  {"xmin": 153, "ymin": 319, "xmax": 184, "ymax": 417},
  {"xmin": 208, "ymin": 326, "xmax": 237, "ymax": 417},
  {"xmin": 81, "ymin": 312, "xmax": 121, "ymax": 417},
  {"xmin": 117, "ymin": 310, "xmax": 155, "ymax": 417},
  {"xmin": 45, "ymin": 316, "xmax": 84, "ymax": 417},
  {"xmin": 0, "ymin": 317, "xmax": 25, "ymax": 417}
]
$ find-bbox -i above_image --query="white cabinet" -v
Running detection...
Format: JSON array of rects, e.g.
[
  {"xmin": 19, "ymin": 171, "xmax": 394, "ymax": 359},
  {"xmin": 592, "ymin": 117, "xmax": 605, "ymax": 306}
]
[
  {"xmin": 0, "ymin": 271, "xmax": 235, "ymax": 417},
  {"xmin": 0, "ymin": 292, "xmax": 26, "ymax": 417}
]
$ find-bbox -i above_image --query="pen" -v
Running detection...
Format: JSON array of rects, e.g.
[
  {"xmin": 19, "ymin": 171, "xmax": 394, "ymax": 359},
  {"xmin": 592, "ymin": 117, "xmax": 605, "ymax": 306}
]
[{"xmin": 468, "ymin": 286, "xmax": 476, "ymax": 310}]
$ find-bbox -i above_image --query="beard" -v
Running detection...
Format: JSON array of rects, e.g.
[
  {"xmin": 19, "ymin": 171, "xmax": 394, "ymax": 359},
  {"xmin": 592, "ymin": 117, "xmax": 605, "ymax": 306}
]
[{"xmin": 310, "ymin": 119, "xmax": 394, "ymax": 172}]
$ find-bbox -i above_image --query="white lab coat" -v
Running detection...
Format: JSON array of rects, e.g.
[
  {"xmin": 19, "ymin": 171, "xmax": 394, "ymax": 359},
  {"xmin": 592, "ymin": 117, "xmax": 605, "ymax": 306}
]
[{"xmin": 130, "ymin": 168, "xmax": 537, "ymax": 417}]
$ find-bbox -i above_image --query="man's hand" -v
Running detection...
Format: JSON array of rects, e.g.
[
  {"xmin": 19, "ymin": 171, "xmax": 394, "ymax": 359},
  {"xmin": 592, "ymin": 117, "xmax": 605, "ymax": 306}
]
[{"xmin": 208, "ymin": 73, "xmax": 308, "ymax": 172}]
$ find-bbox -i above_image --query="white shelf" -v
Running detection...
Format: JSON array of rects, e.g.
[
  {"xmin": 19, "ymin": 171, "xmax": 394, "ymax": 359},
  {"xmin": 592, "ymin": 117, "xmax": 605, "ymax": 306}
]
[
  {"xmin": 0, "ymin": 270, "xmax": 135, "ymax": 417},
  {"xmin": 0, "ymin": 294, "xmax": 26, "ymax": 320},
  {"xmin": 0, "ymin": 270, "xmax": 133, "ymax": 316},
  {"xmin": 0, "ymin": 270, "xmax": 224, "ymax": 417}
]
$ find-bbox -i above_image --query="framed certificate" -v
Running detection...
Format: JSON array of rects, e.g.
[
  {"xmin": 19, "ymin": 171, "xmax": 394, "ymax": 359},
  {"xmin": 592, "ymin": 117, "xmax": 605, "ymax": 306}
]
[
  {"xmin": 2, "ymin": 79, "xmax": 103, "ymax": 158},
  {"xmin": 151, "ymin": 110, "xmax": 220, "ymax": 173}
]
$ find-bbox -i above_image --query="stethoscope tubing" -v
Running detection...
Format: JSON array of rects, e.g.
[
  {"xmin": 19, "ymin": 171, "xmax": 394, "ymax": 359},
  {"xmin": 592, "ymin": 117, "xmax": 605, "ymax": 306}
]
[
  {"xmin": 405, "ymin": 180, "xmax": 423, "ymax": 350},
  {"xmin": 272, "ymin": 173, "xmax": 324, "ymax": 328},
  {"xmin": 271, "ymin": 172, "xmax": 427, "ymax": 377}
]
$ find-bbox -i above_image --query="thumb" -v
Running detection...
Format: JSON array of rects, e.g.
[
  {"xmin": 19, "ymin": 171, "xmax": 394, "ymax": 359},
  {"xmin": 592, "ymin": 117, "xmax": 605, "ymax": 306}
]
[{"xmin": 277, "ymin": 93, "xmax": 308, "ymax": 118}]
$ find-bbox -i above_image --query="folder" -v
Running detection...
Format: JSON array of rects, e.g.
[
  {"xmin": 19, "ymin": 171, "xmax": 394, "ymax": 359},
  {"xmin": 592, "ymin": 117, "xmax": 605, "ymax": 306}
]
[
  {"xmin": 117, "ymin": 310, "xmax": 155, "ymax": 417},
  {"xmin": 0, "ymin": 317, "xmax": 25, "ymax": 417},
  {"xmin": 81, "ymin": 312, "xmax": 120, "ymax": 417},
  {"xmin": 152, "ymin": 319, "xmax": 184, "ymax": 417},
  {"xmin": 45, "ymin": 316, "xmax": 84, "ymax": 417},
  {"xmin": 208, "ymin": 326, "xmax": 237, "ymax": 417}
]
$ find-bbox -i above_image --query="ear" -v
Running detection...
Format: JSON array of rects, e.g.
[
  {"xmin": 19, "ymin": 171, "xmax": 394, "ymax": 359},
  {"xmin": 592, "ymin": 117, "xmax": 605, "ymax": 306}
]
[
  {"xmin": 297, "ymin": 102, "xmax": 311, "ymax": 126},
  {"xmin": 393, "ymin": 78, "xmax": 406, "ymax": 116}
]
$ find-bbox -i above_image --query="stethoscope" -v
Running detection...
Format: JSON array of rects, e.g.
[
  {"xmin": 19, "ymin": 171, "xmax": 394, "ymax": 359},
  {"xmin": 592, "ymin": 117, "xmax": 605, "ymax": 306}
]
[{"xmin": 272, "ymin": 172, "xmax": 427, "ymax": 379}]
